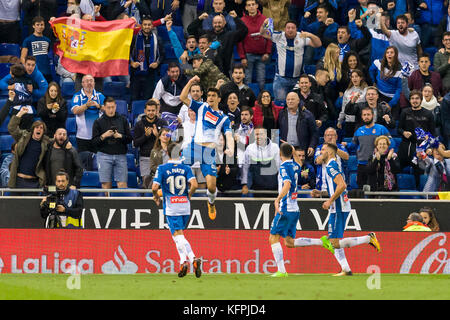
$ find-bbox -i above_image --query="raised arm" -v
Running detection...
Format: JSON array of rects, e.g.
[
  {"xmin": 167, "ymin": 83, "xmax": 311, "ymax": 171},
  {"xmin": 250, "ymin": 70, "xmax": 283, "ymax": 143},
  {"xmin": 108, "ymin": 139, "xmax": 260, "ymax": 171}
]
[{"xmin": 180, "ymin": 76, "xmax": 200, "ymax": 107}]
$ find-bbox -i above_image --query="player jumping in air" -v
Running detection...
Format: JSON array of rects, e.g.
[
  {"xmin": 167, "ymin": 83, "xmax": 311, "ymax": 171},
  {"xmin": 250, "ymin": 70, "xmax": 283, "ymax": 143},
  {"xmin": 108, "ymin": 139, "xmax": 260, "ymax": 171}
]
[
  {"xmin": 312, "ymin": 143, "xmax": 381, "ymax": 276},
  {"xmin": 152, "ymin": 142, "xmax": 202, "ymax": 278},
  {"xmin": 269, "ymin": 143, "xmax": 333, "ymax": 277},
  {"xmin": 179, "ymin": 75, "xmax": 234, "ymax": 220}
]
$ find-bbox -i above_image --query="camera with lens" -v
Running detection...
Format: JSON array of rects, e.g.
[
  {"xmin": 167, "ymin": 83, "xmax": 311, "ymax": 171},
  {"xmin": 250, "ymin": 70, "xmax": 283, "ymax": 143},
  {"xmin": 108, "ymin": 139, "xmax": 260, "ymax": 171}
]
[{"xmin": 41, "ymin": 185, "xmax": 65, "ymax": 228}]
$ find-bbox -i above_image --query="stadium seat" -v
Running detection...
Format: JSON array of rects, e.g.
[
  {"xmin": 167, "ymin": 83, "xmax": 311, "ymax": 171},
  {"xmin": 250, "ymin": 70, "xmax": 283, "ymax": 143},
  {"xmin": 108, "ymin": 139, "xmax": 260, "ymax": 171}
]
[
  {"xmin": 0, "ymin": 116, "xmax": 9, "ymax": 133},
  {"xmin": 319, "ymin": 137, "xmax": 324, "ymax": 145},
  {"xmin": 248, "ymin": 83, "xmax": 260, "ymax": 97},
  {"xmin": 402, "ymin": 166, "xmax": 413, "ymax": 174},
  {"xmin": 65, "ymin": 117, "xmax": 77, "ymax": 134},
  {"xmin": 392, "ymin": 137, "xmax": 402, "ymax": 152},
  {"xmin": 265, "ymin": 63, "xmax": 275, "ymax": 82},
  {"xmin": 81, "ymin": 171, "xmax": 101, "ymax": 188},
  {"xmin": 419, "ymin": 174, "xmax": 428, "ymax": 191},
  {"xmin": 131, "ymin": 100, "xmax": 147, "ymax": 123},
  {"xmin": 397, "ymin": 174, "xmax": 416, "ymax": 190},
  {"xmin": 115, "ymin": 99, "xmax": 128, "ymax": 117},
  {"xmin": 61, "ymin": 81, "xmax": 75, "ymax": 98},
  {"xmin": 68, "ymin": 134, "xmax": 77, "ymax": 149},
  {"xmin": 110, "ymin": 191, "xmax": 141, "ymax": 197},
  {"xmin": 349, "ymin": 173, "xmax": 358, "ymax": 190},
  {"xmin": 264, "ymin": 83, "xmax": 274, "ymax": 97},
  {"xmin": 399, "ymin": 190, "xmax": 424, "ymax": 199},
  {"xmin": 66, "ymin": 99, "xmax": 74, "ymax": 115},
  {"xmin": 160, "ymin": 63, "xmax": 168, "ymax": 77},
  {"xmin": 163, "ymin": 43, "xmax": 177, "ymax": 61},
  {"xmin": 304, "ymin": 65, "xmax": 316, "ymax": 75},
  {"xmin": 0, "ymin": 43, "xmax": 20, "ymax": 57},
  {"xmin": 112, "ymin": 172, "xmax": 139, "ymax": 188},
  {"xmin": 343, "ymin": 137, "xmax": 353, "ymax": 145},
  {"xmin": 103, "ymin": 81, "xmax": 126, "ymax": 99},
  {"xmin": 0, "ymin": 63, "xmax": 11, "ymax": 79},
  {"xmin": 347, "ymin": 155, "xmax": 358, "ymax": 173},
  {"xmin": 0, "ymin": 135, "xmax": 14, "ymax": 152},
  {"xmin": 274, "ymin": 100, "xmax": 285, "ymax": 107},
  {"xmin": 127, "ymin": 153, "xmax": 137, "ymax": 172}
]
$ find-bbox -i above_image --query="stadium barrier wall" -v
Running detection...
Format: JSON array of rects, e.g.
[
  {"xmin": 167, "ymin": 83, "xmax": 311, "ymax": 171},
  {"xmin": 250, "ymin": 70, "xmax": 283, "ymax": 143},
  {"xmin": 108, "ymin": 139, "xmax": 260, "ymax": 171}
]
[
  {"xmin": 0, "ymin": 198, "xmax": 449, "ymax": 231},
  {"xmin": 0, "ymin": 230, "xmax": 449, "ymax": 274}
]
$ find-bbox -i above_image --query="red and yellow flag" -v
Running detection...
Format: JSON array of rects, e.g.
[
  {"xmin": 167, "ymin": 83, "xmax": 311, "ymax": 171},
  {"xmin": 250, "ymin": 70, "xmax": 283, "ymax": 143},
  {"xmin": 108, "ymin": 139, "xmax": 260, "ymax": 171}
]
[{"xmin": 51, "ymin": 17, "xmax": 135, "ymax": 77}]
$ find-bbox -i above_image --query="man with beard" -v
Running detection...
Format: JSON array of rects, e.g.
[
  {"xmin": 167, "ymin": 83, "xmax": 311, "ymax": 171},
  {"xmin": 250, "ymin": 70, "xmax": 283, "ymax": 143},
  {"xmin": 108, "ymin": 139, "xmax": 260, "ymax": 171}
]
[
  {"xmin": 219, "ymin": 64, "xmax": 256, "ymax": 111},
  {"xmin": 133, "ymin": 99, "xmax": 168, "ymax": 187},
  {"xmin": 351, "ymin": 106, "xmax": 393, "ymax": 188},
  {"xmin": 7, "ymin": 107, "xmax": 51, "ymax": 189},
  {"xmin": 44, "ymin": 128, "xmax": 83, "ymax": 189},
  {"xmin": 187, "ymin": 10, "xmax": 248, "ymax": 76},
  {"xmin": 129, "ymin": 15, "xmax": 164, "ymax": 101},
  {"xmin": 380, "ymin": 14, "xmax": 422, "ymax": 71}
]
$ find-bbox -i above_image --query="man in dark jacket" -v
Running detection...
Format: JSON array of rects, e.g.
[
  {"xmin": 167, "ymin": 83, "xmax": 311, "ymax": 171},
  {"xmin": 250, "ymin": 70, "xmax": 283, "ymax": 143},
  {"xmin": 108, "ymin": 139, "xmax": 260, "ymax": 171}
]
[
  {"xmin": 187, "ymin": 10, "xmax": 248, "ymax": 77},
  {"xmin": 278, "ymin": 91, "xmax": 318, "ymax": 158},
  {"xmin": 92, "ymin": 97, "xmax": 133, "ymax": 189},
  {"xmin": 152, "ymin": 62, "xmax": 189, "ymax": 115},
  {"xmin": 219, "ymin": 63, "xmax": 256, "ymax": 111},
  {"xmin": 133, "ymin": 99, "xmax": 168, "ymax": 183},
  {"xmin": 294, "ymin": 74, "xmax": 328, "ymax": 128},
  {"xmin": 45, "ymin": 128, "xmax": 83, "ymax": 189},
  {"xmin": 345, "ymin": 86, "xmax": 395, "ymax": 132}
]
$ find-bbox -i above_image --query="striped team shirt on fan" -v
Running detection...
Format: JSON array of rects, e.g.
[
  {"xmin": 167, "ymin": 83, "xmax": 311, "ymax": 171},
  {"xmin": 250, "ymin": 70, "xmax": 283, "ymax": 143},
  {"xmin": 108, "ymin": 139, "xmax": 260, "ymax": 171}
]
[
  {"xmin": 189, "ymin": 99, "xmax": 232, "ymax": 144},
  {"xmin": 271, "ymin": 32, "xmax": 311, "ymax": 78},
  {"xmin": 324, "ymin": 159, "xmax": 351, "ymax": 214},
  {"xmin": 153, "ymin": 160, "xmax": 196, "ymax": 216},
  {"xmin": 278, "ymin": 160, "xmax": 301, "ymax": 213}
]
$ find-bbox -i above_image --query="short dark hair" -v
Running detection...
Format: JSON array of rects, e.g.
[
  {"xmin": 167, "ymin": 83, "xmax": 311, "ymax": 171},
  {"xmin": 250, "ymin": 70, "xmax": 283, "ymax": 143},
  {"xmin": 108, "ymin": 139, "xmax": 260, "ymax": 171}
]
[
  {"xmin": 207, "ymin": 87, "xmax": 221, "ymax": 97},
  {"xmin": 10, "ymin": 63, "xmax": 26, "ymax": 78},
  {"xmin": 55, "ymin": 170, "xmax": 70, "ymax": 181},
  {"xmin": 410, "ymin": 89, "xmax": 423, "ymax": 100},
  {"xmin": 32, "ymin": 16, "xmax": 45, "ymax": 25},
  {"xmin": 338, "ymin": 25, "xmax": 350, "ymax": 34},
  {"xmin": 280, "ymin": 142, "xmax": 293, "ymax": 158},
  {"xmin": 418, "ymin": 53, "xmax": 430, "ymax": 61},
  {"xmin": 240, "ymin": 105, "xmax": 253, "ymax": 116},
  {"xmin": 443, "ymin": 31, "xmax": 450, "ymax": 39},
  {"xmin": 285, "ymin": 20, "xmax": 298, "ymax": 28},
  {"xmin": 145, "ymin": 99, "xmax": 158, "ymax": 108},
  {"xmin": 199, "ymin": 34, "xmax": 212, "ymax": 43},
  {"xmin": 325, "ymin": 142, "xmax": 338, "ymax": 154},
  {"xmin": 186, "ymin": 35, "xmax": 197, "ymax": 41},
  {"xmin": 104, "ymin": 96, "xmax": 116, "ymax": 105},
  {"xmin": 168, "ymin": 62, "xmax": 180, "ymax": 70},
  {"xmin": 299, "ymin": 73, "xmax": 311, "ymax": 82},
  {"xmin": 396, "ymin": 14, "xmax": 408, "ymax": 24},
  {"xmin": 141, "ymin": 15, "xmax": 153, "ymax": 22},
  {"xmin": 25, "ymin": 56, "xmax": 36, "ymax": 63},
  {"xmin": 231, "ymin": 63, "xmax": 245, "ymax": 73},
  {"xmin": 361, "ymin": 106, "xmax": 374, "ymax": 114}
]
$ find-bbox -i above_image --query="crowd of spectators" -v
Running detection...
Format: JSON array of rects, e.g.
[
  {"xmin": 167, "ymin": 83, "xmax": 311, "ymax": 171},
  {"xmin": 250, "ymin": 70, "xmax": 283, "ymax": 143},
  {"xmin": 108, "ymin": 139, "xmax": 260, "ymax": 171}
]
[{"xmin": 1, "ymin": 0, "xmax": 450, "ymax": 196}]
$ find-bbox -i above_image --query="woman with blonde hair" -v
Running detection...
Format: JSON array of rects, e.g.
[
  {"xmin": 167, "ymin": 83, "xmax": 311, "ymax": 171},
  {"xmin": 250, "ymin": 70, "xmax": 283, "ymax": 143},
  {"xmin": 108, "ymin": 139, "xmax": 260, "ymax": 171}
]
[
  {"xmin": 317, "ymin": 43, "xmax": 342, "ymax": 85},
  {"xmin": 366, "ymin": 135, "xmax": 401, "ymax": 191}
]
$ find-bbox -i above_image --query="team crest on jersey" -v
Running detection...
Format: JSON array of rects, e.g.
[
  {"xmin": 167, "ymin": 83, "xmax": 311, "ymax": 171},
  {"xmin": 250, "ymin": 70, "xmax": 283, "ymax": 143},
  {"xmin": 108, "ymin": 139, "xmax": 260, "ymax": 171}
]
[{"xmin": 205, "ymin": 111, "xmax": 219, "ymax": 125}]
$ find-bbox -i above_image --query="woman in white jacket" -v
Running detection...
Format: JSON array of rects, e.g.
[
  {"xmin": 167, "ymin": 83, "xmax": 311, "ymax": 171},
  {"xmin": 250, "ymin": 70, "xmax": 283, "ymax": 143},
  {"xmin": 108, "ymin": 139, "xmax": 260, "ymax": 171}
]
[{"xmin": 337, "ymin": 69, "xmax": 368, "ymax": 137}]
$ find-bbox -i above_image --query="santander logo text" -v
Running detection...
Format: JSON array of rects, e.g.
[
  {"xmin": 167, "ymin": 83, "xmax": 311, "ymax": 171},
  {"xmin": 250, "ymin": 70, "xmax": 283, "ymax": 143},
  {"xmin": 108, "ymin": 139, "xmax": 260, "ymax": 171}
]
[{"xmin": 400, "ymin": 233, "xmax": 450, "ymax": 274}]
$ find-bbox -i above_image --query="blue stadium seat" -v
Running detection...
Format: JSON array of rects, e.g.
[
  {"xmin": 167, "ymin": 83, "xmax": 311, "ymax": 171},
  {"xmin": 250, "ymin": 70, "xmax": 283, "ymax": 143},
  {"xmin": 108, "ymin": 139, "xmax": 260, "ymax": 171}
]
[
  {"xmin": 264, "ymin": 83, "xmax": 274, "ymax": 97},
  {"xmin": 112, "ymin": 172, "xmax": 139, "ymax": 188},
  {"xmin": 399, "ymin": 190, "xmax": 424, "ymax": 199},
  {"xmin": 160, "ymin": 63, "xmax": 168, "ymax": 77},
  {"xmin": 68, "ymin": 134, "xmax": 77, "ymax": 149},
  {"xmin": 347, "ymin": 155, "xmax": 358, "ymax": 173},
  {"xmin": 343, "ymin": 137, "xmax": 353, "ymax": 145},
  {"xmin": 65, "ymin": 117, "xmax": 77, "ymax": 134},
  {"xmin": 0, "ymin": 63, "xmax": 11, "ymax": 79},
  {"xmin": 66, "ymin": 99, "xmax": 74, "ymax": 115},
  {"xmin": 131, "ymin": 100, "xmax": 147, "ymax": 123},
  {"xmin": 115, "ymin": 99, "xmax": 128, "ymax": 117},
  {"xmin": 265, "ymin": 63, "xmax": 275, "ymax": 82},
  {"xmin": 127, "ymin": 153, "xmax": 136, "ymax": 172},
  {"xmin": 103, "ymin": 81, "xmax": 126, "ymax": 99},
  {"xmin": 349, "ymin": 173, "xmax": 358, "ymax": 190},
  {"xmin": 392, "ymin": 137, "xmax": 402, "ymax": 152},
  {"xmin": 81, "ymin": 171, "xmax": 101, "ymax": 188},
  {"xmin": 248, "ymin": 83, "xmax": 260, "ymax": 97},
  {"xmin": 163, "ymin": 43, "xmax": 177, "ymax": 61},
  {"xmin": 402, "ymin": 166, "xmax": 413, "ymax": 174},
  {"xmin": 304, "ymin": 65, "xmax": 316, "ymax": 75},
  {"xmin": 274, "ymin": 100, "xmax": 285, "ymax": 107},
  {"xmin": 0, "ymin": 135, "xmax": 14, "ymax": 152},
  {"xmin": 419, "ymin": 174, "xmax": 428, "ymax": 191},
  {"xmin": 0, "ymin": 116, "xmax": 9, "ymax": 133},
  {"xmin": 397, "ymin": 173, "xmax": 416, "ymax": 190},
  {"xmin": 0, "ymin": 43, "xmax": 20, "ymax": 57},
  {"xmin": 61, "ymin": 81, "xmax": 75, "ymax": 98}
]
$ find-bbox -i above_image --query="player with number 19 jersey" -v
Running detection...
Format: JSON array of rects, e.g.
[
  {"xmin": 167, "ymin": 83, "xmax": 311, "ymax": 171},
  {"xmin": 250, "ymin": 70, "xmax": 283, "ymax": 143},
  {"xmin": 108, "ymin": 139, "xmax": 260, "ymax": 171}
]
[{"xmin": 153, "ymin": 160, "xmax": 195, "ymax": 219}]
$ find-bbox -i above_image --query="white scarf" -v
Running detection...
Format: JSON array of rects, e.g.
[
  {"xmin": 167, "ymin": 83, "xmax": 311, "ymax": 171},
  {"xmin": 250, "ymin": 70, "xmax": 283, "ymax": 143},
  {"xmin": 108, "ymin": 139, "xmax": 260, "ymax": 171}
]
[{"xmin": 421, "ymin": 96, "xmax": 439, "ymax": 111}]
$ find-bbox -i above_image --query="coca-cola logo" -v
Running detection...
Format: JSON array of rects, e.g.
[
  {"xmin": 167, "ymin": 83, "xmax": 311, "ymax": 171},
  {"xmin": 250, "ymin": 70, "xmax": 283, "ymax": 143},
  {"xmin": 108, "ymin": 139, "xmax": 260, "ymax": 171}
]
[{"xmin": 400, "ymin": 233, "xmax": 450, "ymax": 274}]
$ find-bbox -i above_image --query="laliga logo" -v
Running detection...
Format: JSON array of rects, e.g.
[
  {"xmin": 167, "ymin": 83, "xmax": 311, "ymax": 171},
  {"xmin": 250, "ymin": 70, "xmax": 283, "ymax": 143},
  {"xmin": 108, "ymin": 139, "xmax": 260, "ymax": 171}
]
[
  {"xmin": 102, "ymin": 246, "xmax": 138, "ymax": 274},
  {"xmin": 400, "ymin": 233, "xmax": 450, "ymax": 274}
]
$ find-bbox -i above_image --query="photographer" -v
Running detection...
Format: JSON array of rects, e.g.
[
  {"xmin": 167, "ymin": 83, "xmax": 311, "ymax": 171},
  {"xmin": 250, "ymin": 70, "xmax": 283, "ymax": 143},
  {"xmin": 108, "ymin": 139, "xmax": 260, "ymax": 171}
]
[
  {"xmin": 40, "ymin": 171, "xmax": 84, "ymax": 228},
  {"xmin": 91, "ymin": 97, "xmax": 133, "ymax": 189}
]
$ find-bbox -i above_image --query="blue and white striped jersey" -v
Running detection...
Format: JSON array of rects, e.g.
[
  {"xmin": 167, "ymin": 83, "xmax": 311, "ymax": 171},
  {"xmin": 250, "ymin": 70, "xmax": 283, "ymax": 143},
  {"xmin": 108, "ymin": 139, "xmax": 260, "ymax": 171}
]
[
  {"xmin": 324, "ymin": 159, "xmax": 351, "ymax": 213},
  {"xmin": 71, "ymin": 89, "xmax": 105, "ymax": 140},
  {"xmin": 278, "ymin": 160, "xmax": 301, "ymax": 213},
  {"xmin": 153, "ymin": 160, "xmax": 196, "ymax": 216},
  {"xmin": 189, "ymin": 99, "xmax": 232, "ymax": 144},
  {"xmin": 271, "ymin": 32, "xmax": 311, "ymax": 78}
]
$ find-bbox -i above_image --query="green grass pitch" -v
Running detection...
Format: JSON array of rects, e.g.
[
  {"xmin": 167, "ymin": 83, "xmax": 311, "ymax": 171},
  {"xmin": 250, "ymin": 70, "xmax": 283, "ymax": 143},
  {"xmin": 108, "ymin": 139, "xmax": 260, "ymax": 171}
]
[{"xmin": 0, "ymin": 274, "xmax": 449, "ymax": 300}]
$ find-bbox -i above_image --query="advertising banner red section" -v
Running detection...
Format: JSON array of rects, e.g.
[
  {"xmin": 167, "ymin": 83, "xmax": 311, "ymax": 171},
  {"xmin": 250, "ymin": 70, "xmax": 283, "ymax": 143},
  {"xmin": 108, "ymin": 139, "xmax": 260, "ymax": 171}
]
[{"xmin": 0, "ymin": 230, "xmax": 449, "ymax": 274}]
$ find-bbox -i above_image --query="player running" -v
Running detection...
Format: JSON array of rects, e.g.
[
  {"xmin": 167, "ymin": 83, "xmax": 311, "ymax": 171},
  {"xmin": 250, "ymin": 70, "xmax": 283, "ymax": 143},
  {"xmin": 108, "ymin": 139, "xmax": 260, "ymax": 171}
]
[
  {"xmin": 152, "ymin": 142, "xmax": 202, "ymax": 278},
  {"xmin": 179, "ymin": 75, "xmax": 234, "ymax": 220},
  {"xmin": 312, "ymin": 143, "xmax": 381, "ymax": 276},
  {"xmin": 269, "ymin": 143, "xmax": 333, "ymax": 277}
]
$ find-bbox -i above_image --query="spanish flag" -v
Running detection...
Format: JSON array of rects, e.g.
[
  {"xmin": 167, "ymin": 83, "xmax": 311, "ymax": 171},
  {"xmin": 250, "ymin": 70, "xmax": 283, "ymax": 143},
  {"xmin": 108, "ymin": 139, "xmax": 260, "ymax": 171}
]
[{"xmin": 51, "ymin": 17, "xmax": 135, "ymax": 77}]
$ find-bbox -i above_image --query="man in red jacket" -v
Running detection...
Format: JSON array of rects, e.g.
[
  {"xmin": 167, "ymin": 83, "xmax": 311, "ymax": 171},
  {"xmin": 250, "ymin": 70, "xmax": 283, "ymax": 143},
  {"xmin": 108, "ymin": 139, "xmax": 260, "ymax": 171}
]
[{"xmin": 237, "ymin": 0, "xmax": 272, "ymax": 91}]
